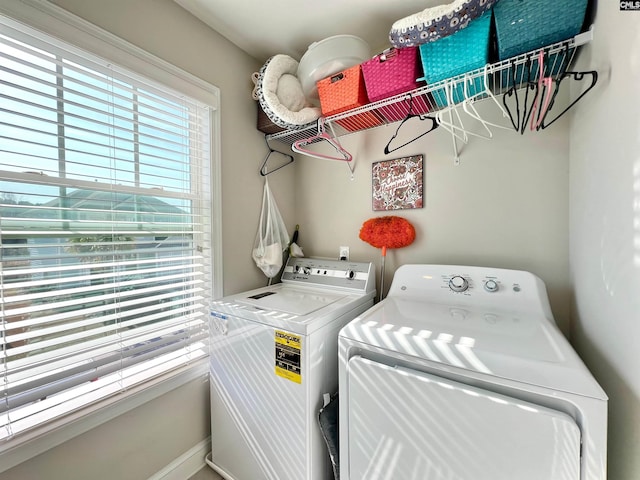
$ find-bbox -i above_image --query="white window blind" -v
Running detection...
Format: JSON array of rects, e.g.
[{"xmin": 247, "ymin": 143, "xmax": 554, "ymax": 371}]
[{"xmin": 0, "ymin": 17, "xmax": 213, "ymax": 441}]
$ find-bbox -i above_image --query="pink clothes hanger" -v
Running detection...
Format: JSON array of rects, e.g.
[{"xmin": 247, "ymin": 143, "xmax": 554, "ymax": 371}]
[
  {"xmin": 529, "ymin": 50, "xmax": 554, "ymax": 131},
  {"xmin": 292, "ymin": 117, "xmax": 353, "ymax": 163}
]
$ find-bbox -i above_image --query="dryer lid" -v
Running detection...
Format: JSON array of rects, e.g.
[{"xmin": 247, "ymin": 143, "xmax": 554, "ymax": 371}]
[{"xmin": 339, "ymin": 297, "xmax": 607, "ymax": 399}]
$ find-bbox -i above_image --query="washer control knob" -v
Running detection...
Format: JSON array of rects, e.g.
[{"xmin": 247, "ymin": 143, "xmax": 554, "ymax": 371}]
[
  {"xmin": 449, "ymin": 275, "xmax": 469, "ymax": 293},
  {"xmin": 484, "ymin": 279, "xmax": 499, "ymax": 293},
  {"xmin": 346, "ymin": 270, "xmax": 355, "ymax": 280}
]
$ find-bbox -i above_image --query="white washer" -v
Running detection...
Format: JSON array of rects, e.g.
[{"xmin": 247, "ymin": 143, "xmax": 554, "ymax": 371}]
[
  {"xmin": 338, "ymin": 264, "xmax": 607, "ymax": 480},
  {"xmin": 209, "ymin": 257, "xmax": 375, "ymax": 480}
]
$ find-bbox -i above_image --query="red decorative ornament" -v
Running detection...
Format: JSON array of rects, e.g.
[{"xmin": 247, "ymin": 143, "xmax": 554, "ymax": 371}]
[{"xmin": 359, "ymin": 216, "xmax": 416, "ymax": 301}]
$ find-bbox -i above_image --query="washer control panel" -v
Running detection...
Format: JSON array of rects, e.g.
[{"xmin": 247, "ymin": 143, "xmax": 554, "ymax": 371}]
[{"xmin": 281, "ymin": 257, "xmax": 375, "ymax": 293}]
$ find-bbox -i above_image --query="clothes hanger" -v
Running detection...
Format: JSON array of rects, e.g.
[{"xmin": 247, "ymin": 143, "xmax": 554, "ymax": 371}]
[
  {"xmin": 292, "ymin": 118, "xmax": 355, "ymax": 177},
  {"xmin": 434, "ymin": 80, "xmax": 470, "ymax": 144},
  {"xmin": 383, "ymin": 94, "xmax": 439, "ymax": 154},
  {"xmin": 432, "ymin": 80, "xmax": 470, "ymax": 164},
  {"xmin": 538, "ymin": 70, "xmax": 597, "ymax": 130},
  {"xmin": 260, "ymin": 135, "xmax": 294, "ymax": 176},
  {"xmin": 503, "ymin": 58, "xmax": 537, "ymax": 133},
  {"xmin": 538, "ymin": 44, "xmax": 598, "ymax": 130},
  {"xmin": 518, "ymin": 56, "xmax": 541, "ymax": 135},
  {"xmin": 292, "ymin": 117, "xmax": 353, "ymax": 163},
  {"xmin": 436, "ymin": 78, "xmax": 491, "ymax": 142},
  {"xmin": 460, "ymin": 73, "xmax": 494, "ymax": 139},
  {"xmin": 502, "ymin": 59, "xmax": 522, "ymax": 132},
  {"xmin": 533, "ymin": 76, "xmax": 554, "ymax": 131},
  {"xmin": 483, "ymin": 64, "xmax": 511, "ymax": 123},
  {"xmin": 528, "ymin": 49, "xmax": 554, "ymax": 132},
  {"xmin": 464, "ymin": 64, "xmax": 514, "ymax": 132},
  {"xmin": 502, "ymin": 57, "xmax": 539, "ymax": 134}
]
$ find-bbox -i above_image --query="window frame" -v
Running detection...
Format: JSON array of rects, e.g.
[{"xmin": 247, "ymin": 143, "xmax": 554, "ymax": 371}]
[{"xmin": 0, "ymin": 0, "xmax": 222, "ymax": 471}]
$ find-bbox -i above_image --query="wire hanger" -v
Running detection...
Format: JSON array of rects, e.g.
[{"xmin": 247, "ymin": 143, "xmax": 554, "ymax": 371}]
[
  {"xmin": 383, "ymin": 94, "xmax": 439, "ymax": 155},
  {"xmin": 538, "ymin": 44, "xmax": 598, "ymax": 130},
  {"xmin": 260, "ymin": 135, "xmax": 294, "ymax": 176}
]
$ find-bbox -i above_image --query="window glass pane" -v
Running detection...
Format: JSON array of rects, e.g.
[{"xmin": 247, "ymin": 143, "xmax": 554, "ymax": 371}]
[{"xmin": 0, "ymin": 14, "xmax": 212, "ymax": 441}]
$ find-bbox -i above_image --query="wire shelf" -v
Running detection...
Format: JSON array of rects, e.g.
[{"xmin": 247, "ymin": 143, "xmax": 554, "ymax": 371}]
[{"xmin": 266, "ymin": 30, "xmax": 593, "ymax": 148}]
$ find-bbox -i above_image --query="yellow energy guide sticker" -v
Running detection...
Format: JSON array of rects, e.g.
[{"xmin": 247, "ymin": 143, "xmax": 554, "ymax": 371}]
[{"xmin": 275, "ymin": 330, "xmax": 301, "ymax": 384}]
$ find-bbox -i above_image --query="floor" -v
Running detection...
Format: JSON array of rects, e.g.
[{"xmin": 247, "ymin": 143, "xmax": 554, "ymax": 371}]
[{"xmin": 188, "ymin": 466, "xmax": 223, "ymax": 480}]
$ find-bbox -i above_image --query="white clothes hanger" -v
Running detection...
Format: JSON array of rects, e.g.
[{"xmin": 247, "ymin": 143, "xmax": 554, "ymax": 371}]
[
  {"xmin": 434, "ymin": 80, "xmax": 469, "ymax": 144},
  {"xmin": 436, "ymin": 79, "xmax": 492, "ymax": 142},
  {"xmin": 462, "ymin": 65, "xmax": 514, "ymax": 133},
  {"xmin": 482, "ymin": 63, "xmax": 513, "ymax": 126},
  {"xmin": 460, "ymin": 73, "xmax": 494, "ymax": 139},
  {"xmin": 433, "ymin": 80, "xmax": 469, "ymax": 164}
]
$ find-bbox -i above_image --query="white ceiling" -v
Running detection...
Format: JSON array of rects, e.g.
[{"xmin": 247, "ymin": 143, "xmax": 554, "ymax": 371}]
[{"xmin": 174, "ymin": 0, "xmax": 447, "ymax": 62}]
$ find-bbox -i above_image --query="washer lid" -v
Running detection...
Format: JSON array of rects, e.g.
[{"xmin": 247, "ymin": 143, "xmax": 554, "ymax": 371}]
[
  {"xmin": 240, "ymin": 287, "xmax": 344, "ymax": 316},
  {"xmin": 211, "ymin": 283, "xmax": 374, "ymax": 335},
  {"xmin": 340, "ymin": 297, "xmax": 606, "ymax": 399}
]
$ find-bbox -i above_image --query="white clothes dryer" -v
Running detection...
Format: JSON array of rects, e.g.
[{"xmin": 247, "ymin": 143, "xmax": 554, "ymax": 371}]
[
  {"xmin": 338, "ymin": 264, "xmax": 607, "ymax": 480},
  {"xmin": 209, "ymin": 257, "xmax": 375, "ymax": 480}
]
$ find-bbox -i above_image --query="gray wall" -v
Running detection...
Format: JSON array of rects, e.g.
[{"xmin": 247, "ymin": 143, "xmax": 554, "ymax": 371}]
[
  {"xmin": 1, "ymin": 378, "xmax": 210, "ymax": 480},
  {"xmin": 293, "ymin": 92, "xmax": 572, "ymax": 333},
  {"xmin": 570, "ymin": 5, "xmax": 640, "ymax": 479}
]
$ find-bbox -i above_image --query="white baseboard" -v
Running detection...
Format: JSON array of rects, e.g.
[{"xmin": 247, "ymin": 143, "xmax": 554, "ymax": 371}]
[{"xmin": 148, "ymin": 437, "xmax": 211, "ymax": 480}]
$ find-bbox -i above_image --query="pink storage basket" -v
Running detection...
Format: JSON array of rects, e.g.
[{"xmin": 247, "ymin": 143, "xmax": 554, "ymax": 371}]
[{"xmin": 361, "ymin": 47, "xmax": 430, "ymax": 122}]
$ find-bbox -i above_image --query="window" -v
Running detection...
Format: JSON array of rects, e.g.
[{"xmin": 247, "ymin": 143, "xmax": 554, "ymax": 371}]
[{"xmin": 0, "ymin": 12, "xmax": 216, "ymax": 443}]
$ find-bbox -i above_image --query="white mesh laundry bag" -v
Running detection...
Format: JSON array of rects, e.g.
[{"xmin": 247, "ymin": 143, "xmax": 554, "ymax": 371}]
[{"xmin": 252, "ymin": 178, "xmax": 290, "ymax": 278}]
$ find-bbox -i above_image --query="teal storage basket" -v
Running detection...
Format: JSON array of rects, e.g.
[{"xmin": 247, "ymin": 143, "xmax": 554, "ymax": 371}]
[
  {"xmin": 494, "ymin": 0, "xmax": 588, "ymax": 60},
  {"xmin": 418, "ymin": 13, "xmax": 492, "ymax": 108}
]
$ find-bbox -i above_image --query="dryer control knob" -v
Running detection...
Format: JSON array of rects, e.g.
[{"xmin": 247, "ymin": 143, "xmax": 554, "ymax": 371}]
[
  {"xmin": 449, "ymin": 275, "xmax": 469, "ymax": 293},
  {"xmin": 484, "ymin": 279, "xmax": 499, "ymax": 293}
]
